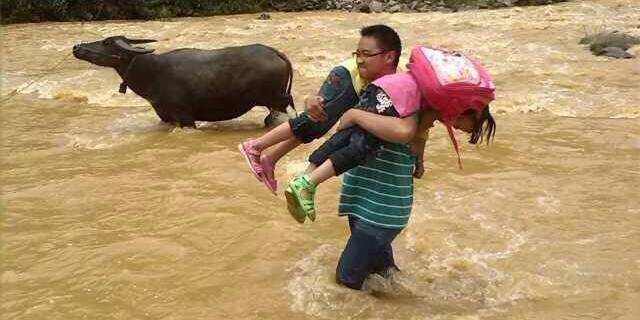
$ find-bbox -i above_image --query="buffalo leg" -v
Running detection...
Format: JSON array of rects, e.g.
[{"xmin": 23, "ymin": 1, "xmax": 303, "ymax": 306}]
[
  {"xmin": 264, "ymin": 109, "xmax": 288, "ymax": 128},
  {"xmin": 166, "ymin": 105, "xmax": 195, "ymax": 128},
  {"xmin": 178, "ymin": 120, "xmax": 196, "ymax": 128},
  {"xmin": 176, "ymin": 112, "xmax": 196, "ymax": 128},
  {"xmin": 152, "ymin": 105, "xmax": 174, "ymax": 123}
]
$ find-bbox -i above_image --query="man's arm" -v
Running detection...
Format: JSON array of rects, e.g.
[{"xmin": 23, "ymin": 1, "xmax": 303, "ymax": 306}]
[{"xmin": 338, "ymin": 109, "xmax": 417, "ymax": 144}]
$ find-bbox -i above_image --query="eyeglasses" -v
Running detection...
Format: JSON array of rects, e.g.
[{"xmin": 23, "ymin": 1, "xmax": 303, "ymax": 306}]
[{"xmin": 352, "ymin": 50, "xmax": 387, "ymax": 59}]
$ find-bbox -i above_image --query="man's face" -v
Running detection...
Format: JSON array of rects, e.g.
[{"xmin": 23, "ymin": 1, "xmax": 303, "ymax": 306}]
[{"xmin": 354, "ymin": 36, "xmax": 395, "ymax": 81}]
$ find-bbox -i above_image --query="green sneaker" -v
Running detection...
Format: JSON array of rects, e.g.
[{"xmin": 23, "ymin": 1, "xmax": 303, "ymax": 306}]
[
  {"xmin": 284, "ymin": 174, "xmax": 317, "ymax": 223},
  {"xmin": 285, "ymin": 185, "xmax": 305, "ymax": 224}
]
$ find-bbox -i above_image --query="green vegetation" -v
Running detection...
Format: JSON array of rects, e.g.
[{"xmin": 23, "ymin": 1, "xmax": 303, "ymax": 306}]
[
  {"xmin": 1, "ymin": 0, "xmax": 568, "ymax": 24},
  {"xmin": 1, "ymin": 0, "xmax": 274, "ymax": 23}
]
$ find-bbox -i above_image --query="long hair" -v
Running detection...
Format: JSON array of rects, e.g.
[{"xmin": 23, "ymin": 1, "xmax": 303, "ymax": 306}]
[{"xmin": 467, "ymin": 105, "xmax": 496, "ymax": 145}]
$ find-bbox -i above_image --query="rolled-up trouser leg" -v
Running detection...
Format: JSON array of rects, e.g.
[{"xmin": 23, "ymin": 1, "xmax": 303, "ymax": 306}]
[
  {"xmin": 308, "ymin": 127, "xmax": 358, "ymax": 167},
  {"xmin": 328, "ymin": 127, "xmax": 383, "ymax": 176},
  {"xmin": 336, "ymin": 216, "xmax": 402, "ymax": 290},
  {"xmin": 288, "ymin": 66, "xmax": 359, "ymax": 143}
]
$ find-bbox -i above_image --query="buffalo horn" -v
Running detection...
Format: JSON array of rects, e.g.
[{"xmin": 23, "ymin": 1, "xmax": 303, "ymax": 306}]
[
  {"xmin": 126, "ymin": 38, "xmax": 158, "ymax": 44},
  {"xmin": 114, "ymin": 38, "xmax": 155, "ymax": 54}
]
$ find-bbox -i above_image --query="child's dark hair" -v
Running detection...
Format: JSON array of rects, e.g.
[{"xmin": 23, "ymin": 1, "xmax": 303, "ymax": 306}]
[
  {"xmin": 466, "ymin": 105, "xmax": 496, "ymax": 145},
  {"xmin": 360, "ymin": 24, "xmax": 402, "ymax": 67}
]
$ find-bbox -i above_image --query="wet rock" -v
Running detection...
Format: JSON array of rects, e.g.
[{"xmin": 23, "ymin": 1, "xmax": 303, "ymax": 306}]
[
  {"xmin": 388, "ymin": 4, "xmax": 404, "ymax": 13},
  {"xmin": 370, "ymin": 1, "xmax": 384, "ymax": 13},
  {"xmin": 356, "ymin": 2, "xmax": 371, "ymax": 13},
  {"xmin": 581, "ymin": 30, "xmax": 640, "ymax": 50},
  {"xmin": 417, "ymin": 5, "xmax": 434, "ymax": 12},
  {"xmin": 437, "ymin": 6, "xmax": 454, "ymax": 13},
  {"xmin": 476, "ymin": 0, "xmax": 491, "ymax": 9},
  {"xmin": 498, "ymin": 0, "xmax": 516, "ymax": 6},
  {"xmin": 580, "ymin": 30, "xmax": 640, "ymax": 59},
  {"xmin": 290, "ymin": 0, "xmax": 571, "ymax": 14},
  {"xmin": 596, "ymin": 46, "xmax": 634, "ymax": 59},
  {"xmin": 257, "ymin": 12, "xmax": 271, "ymax": 20}
]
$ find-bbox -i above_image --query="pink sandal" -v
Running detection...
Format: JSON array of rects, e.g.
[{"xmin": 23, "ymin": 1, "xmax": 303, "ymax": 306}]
[
  {"xmin": 260, "ymin": 155, "xmax": 278, "ymax": 195},
  {"xmin": 238, "ymin": 139, "xmax": 263, "ymax": 182}
]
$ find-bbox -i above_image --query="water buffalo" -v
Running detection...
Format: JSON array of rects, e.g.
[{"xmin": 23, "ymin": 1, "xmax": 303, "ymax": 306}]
[{"xmin": 72, "ymin": 36, "xmax": 294, "ymax": 127}]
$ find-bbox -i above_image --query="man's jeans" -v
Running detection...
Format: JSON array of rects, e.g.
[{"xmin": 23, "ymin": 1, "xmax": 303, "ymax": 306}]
[{"xmin": 336, "ymin": 216, "xmax": 402, "ymax": 290}]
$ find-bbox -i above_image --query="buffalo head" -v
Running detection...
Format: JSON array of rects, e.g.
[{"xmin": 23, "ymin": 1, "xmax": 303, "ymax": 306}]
[{"xmin": 73, "ymin": 36, "xmax": 157, "ymax": 67}]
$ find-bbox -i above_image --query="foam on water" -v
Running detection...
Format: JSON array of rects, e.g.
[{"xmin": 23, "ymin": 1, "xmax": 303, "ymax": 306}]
[
  {"xmin": 63, "ymin": 110, "xmax": 165, "ymax": 150},
  {"xmin": 287, "ymin": 187, "xmax": 533, "ymax": 316},
  {"xmin": 287, "ymin": 244, "xmax": 397, "ymax": 319},
  {"xmin": 287, "ymin": 236, "xmax": 528, "ymax": 319}
]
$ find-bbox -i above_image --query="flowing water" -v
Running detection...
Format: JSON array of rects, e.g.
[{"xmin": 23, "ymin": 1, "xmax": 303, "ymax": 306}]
[{"xmin": 2, "ymin": 0, "xmax": 639, "ymax": 319}]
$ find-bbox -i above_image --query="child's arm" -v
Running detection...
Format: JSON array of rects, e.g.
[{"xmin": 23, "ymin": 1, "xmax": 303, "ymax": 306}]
[
  {"xmin": 410, "ymin": 109, "xmax": 438, "ymax": 178},
  {"xmin": 337, "ymin": 109, "xmax": 417, "ymax": 144},
  {"xmin": 410, "ymin": 131, "xmax": 428, "ymax": 178}
]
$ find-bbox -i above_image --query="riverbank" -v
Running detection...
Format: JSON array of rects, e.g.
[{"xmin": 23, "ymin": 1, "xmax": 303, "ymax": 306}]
[{"xmin": 2, "ymin": 0, "xmax": 569, "ymax": 24}]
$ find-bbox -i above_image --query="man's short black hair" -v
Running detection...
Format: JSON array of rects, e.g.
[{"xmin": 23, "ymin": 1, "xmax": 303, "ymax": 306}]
[{"xmin": 360, "ymin": 24, "xmax": 402, "ymax": 67}]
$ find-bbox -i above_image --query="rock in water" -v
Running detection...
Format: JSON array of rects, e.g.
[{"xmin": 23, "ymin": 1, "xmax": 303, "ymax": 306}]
[
  {"xmin": 257, "ymin": 12, "xmax": 271, "ymax": 20},
  {"xmin": 580, "ymin": 30, "xmax": 640, "ymax": 59},
  {"xmin": 596, "ymin": 46, "xmax": 634, "ymax": 59}
]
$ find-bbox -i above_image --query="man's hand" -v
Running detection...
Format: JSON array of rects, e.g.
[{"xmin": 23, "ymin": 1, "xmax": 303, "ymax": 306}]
[
  {"xmin": 304, "ymin": 95, "xmax": 327, "ymax": 122},
  {"xmin": 337, "ymin": 109, "xmax": 356, "ymax": 131}
]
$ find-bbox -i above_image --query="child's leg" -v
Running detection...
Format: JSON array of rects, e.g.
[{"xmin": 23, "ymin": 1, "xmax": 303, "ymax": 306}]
[
  {"xmin": 328, "ymin": 127, "xmax": 383, "ymax": 176},
  {"xmin": 283, "ymin": 127, "xmax": 357, "ymax": 223},
  {"xmin": 309, "ymin": 159, "xmax": 337, "ymax": 186},
  {"xmin": 304, "ymin": 126, "xmax": 359, "ymax": 186},
  {"xmin": 251, "ymin": 121, "xmax": 296, "ymax": 151},
  {"xmin": 239, "ymin": 121, "xmax": 299, "ymax": 192},
  {"xmin": 288, "ymin": 66, "xmax": 360, "ymax": 143},
  {"xmin": 258, "ymin": 138, "xmax": 301, "ymax": 194},
  {"xmin": 284, "ymin": 127, "xmax": 363, "ymax": 223},
  {"xmin": 307, "ymin": 127, "xmax": 382, "ymax": 188},
  {"xmin": 308, "ymin": 127, "xmax": 358, "ymax": 168},
  {"xmin": 261, "ymin": 137, "xmax": 301, "ymax": 165},
  {"xmin": 246, "ymin": 66, "xmax": 358, "ymax": 195}
]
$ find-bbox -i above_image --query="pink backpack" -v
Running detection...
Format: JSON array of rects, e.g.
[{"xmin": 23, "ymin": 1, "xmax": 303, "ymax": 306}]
[{"xmin": 408, "ymin": 46, "xmax": 495, "ymax": 168}]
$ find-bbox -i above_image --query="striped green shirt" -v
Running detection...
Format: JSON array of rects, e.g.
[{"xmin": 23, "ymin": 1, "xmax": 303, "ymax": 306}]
[{"xmin": 338, "ymin": 142, "xmax": 415, "ymax": 229}]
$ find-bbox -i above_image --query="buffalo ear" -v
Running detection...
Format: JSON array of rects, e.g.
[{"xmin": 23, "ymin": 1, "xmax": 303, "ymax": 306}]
[
  {"xmin": 127, "ymin": 38, "xmax": 157, "ymax": 44},
  {"xmin": 114, "ymin": 38, "xmax": 155, "ymax": 54}
]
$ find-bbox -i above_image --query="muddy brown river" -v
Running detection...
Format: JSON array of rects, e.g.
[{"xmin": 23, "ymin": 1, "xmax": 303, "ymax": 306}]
[{"xmin": 2, "ymin": 0, "xmax": 639, "ymax": 319}]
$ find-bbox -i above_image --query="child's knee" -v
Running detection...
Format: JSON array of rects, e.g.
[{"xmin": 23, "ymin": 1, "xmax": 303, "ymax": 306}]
[{"xmin": 289, "ymin": 114, "xmax": 336, "ymax": 143}]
